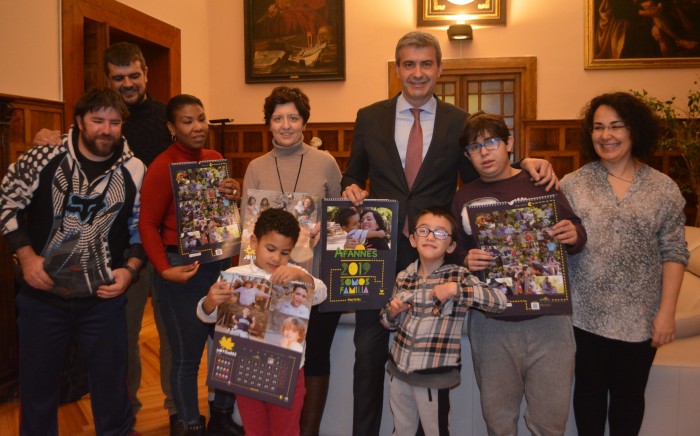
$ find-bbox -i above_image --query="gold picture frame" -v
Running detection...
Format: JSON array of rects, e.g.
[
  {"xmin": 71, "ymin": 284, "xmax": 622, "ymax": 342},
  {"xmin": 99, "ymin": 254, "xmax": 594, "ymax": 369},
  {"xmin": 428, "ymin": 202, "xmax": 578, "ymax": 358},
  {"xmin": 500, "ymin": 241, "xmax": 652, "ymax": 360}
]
[
  {"xmin": 585, "ymin": 0, "xmax": 700, "ymax": 70},
  {"xmin": 417, "ymin": 0, "xmax": 506, "ymax": 27}
]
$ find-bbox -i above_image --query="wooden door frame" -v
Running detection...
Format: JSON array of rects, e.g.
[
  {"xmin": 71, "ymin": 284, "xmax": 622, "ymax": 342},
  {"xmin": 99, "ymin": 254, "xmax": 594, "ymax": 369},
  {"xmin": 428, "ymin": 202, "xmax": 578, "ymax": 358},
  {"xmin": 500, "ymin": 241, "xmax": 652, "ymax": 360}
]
[{"xmin": 62, "ymin": 0, "xmax": 181, "ymax": 128}]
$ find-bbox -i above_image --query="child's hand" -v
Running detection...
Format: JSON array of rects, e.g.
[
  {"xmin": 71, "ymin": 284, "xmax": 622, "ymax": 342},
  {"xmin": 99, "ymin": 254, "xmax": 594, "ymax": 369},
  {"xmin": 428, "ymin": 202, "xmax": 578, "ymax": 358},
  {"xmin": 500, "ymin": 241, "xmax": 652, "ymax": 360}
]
[
  {"xmin": 550, "ymin": 220, "xmax": 577, "ymax": 245},
  {"xmin": 377, "ymin": 230, "xmax": 386, "ymax": 238},
  {"xmin": 270, "ymin": 265, "xmax": 310, "ymax": 286},
  {"xmin": 386, "ymin": 297, "xmax": 411, "ymax": 318},
  {"xmin": 203, "ymin": 280, "xmax": 232, "ymax": 314},
  {"xmin": 431, "ymin": 282, "xmax": 458, "ymax": 302},
  {"xmin": 466, "ymin": 249, "xmax": 493, "ymax": 272}
]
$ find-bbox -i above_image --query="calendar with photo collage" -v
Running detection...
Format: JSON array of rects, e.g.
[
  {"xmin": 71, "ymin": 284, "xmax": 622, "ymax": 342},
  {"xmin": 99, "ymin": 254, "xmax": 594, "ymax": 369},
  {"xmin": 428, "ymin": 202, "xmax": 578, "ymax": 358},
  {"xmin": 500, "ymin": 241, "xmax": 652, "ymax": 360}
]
[
  {"xmin": 170, "ymin": 159, "xmax": 241, "ymax": 262},
  {"xmin": 207, "ymin": 271, "xmax": 312, "ymax": 407}
]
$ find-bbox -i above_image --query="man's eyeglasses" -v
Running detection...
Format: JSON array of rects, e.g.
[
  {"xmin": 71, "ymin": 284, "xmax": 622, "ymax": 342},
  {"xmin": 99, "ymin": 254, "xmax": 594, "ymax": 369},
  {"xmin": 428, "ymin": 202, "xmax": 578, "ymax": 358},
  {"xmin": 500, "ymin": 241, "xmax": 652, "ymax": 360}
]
[
  {"xmin": 590, "ymin": 122, "xmax": 627, "ymax": 135},
  {"xmin": 414, "ymin": 227, "xmax": 451, "ymax": 240},
  {"xmin": 465, "ymin": 137, "xmax": 502, "ymax": 155}
]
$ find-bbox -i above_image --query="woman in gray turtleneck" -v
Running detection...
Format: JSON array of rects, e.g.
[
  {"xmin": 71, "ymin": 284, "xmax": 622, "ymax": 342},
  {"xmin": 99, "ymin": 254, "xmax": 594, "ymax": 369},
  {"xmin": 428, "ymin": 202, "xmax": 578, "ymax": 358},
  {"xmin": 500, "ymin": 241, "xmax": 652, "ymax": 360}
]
[{"xmin": 241, "ymin": 86, "xmax": 342, "ymax": 435}]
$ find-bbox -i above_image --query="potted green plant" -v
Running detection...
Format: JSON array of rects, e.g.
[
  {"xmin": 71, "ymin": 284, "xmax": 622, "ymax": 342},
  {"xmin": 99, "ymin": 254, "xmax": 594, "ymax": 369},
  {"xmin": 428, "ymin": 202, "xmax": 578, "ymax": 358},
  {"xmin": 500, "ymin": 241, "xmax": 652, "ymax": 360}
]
[{"xmin": 632, "ymin": 81, "xmax": 700, "ymax": 226}]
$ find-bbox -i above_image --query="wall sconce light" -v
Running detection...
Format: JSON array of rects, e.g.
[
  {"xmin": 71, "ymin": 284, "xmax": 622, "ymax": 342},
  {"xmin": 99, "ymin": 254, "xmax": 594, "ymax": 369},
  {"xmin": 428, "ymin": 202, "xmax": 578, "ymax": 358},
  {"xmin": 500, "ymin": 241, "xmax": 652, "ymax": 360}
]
[{"xmin": 447, "ymin": 24, "xmax": 473, "ymax": 40}]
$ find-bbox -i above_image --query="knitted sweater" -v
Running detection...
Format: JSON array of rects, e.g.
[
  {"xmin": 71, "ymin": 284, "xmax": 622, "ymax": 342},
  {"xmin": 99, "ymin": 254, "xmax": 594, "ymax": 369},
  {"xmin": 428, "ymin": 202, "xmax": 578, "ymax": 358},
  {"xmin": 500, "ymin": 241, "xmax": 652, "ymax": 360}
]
[
  {"xmin": 123, "ymin": 94, "xmax": 171, "ymax": 166},
  {"xmin": 242, "ymin": 140, "xmax": 342, "ymax": 274}
]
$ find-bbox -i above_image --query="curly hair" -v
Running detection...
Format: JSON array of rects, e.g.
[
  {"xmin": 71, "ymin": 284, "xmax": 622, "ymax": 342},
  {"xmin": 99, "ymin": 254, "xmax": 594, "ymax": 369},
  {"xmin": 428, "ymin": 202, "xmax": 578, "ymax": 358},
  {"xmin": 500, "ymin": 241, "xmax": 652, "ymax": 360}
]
[
  {"xmin": 459, "ymin": 111, "xmax": 511, "ymax": 150},
  {"xmin": 253, "ymin": 208, "xmax": 300, "ymax": 244},
  {"xmin": 580, "ymin": 92, "xmax": 660, "ymax": 161},
  {"xmin": 263, "ymin": 86, "xmax": 311, "ymax": 125},
  {"xmin": 411, "ymin": 206, "xmax": 459, "ymax": 238},
  {"xmin": 360, "ymin": 209, "xmax": 387, "ymax": 232},
  {"xmin": 337, "ymin": 207, "xmax": 359, "ymax": 227}
]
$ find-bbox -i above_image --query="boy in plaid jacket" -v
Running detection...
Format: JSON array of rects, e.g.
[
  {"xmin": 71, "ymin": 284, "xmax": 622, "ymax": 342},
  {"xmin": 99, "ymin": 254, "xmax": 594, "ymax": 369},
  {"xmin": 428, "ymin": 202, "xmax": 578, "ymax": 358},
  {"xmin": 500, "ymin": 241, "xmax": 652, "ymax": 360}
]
[{"xmin": 380, "ymin": 207, "xmax": 507, "ymax": 435}]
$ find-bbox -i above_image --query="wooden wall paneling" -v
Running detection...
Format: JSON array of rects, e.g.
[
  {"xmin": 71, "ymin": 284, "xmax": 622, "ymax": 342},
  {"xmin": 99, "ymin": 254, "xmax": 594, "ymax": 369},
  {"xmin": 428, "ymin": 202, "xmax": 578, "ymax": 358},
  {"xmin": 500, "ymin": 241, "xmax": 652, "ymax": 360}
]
[
  {"xmin": 208, "ymin": 122, "xmax": 355, "ymax": 184},
  {"xmin": 522, "ymin": 119, "xmax": 582, "ymax": 177},
  {"xmin": 0, "ymin": 95, "xmax": 65, "ymax": 399}
]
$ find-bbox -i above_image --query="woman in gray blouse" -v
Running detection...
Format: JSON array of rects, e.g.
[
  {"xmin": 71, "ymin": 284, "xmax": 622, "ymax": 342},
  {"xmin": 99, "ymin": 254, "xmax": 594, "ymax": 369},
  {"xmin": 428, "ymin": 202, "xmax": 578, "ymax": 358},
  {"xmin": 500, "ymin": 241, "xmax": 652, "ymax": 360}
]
[{"xmin": 560, "ymin": 92, "xmax": 689, "ymax": 436}]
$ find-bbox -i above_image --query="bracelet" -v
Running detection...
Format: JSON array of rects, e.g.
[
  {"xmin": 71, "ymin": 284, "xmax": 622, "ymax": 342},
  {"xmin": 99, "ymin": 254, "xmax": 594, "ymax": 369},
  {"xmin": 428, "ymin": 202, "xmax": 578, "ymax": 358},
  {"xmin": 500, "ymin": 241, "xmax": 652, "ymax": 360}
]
[{"xmin": 123, "ymin": 265, "xmax": 139, "ymax": 282}]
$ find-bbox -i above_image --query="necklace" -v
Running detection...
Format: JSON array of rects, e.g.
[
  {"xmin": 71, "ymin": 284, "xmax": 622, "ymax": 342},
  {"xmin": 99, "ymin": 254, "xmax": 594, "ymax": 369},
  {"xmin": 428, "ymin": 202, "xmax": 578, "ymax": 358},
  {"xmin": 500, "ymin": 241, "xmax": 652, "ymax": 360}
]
[
  {"xmin": 606, "ymin": 161, "xmax": 637, "ymax": 183},
  {"xmin": 274, "ymin": 155, "xmax": 304, "ymax": 198}
]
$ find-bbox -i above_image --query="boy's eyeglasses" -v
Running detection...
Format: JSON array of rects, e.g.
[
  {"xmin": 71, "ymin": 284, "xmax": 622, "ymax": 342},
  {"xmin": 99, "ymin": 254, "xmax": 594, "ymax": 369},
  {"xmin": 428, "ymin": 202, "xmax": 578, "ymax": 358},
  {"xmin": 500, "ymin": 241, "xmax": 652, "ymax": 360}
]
[
  {"xmin": 465, "ymin": 137, "xmax": 502, "ymax": 155},
  {"xmin": 590, "ymin": 122, "xmax": 627, "ymax": 135},
  {"xmin": 414, "ymin": 227, "xmax": 451, "ymax": 240}
]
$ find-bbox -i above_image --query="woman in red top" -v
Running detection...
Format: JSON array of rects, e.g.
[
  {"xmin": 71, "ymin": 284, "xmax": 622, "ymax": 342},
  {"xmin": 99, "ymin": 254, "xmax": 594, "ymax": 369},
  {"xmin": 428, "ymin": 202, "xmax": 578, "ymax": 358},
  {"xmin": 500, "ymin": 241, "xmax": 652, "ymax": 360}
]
[{"xmin": 139, "ymin": 94, "xmax": 241, "ymax": 435}]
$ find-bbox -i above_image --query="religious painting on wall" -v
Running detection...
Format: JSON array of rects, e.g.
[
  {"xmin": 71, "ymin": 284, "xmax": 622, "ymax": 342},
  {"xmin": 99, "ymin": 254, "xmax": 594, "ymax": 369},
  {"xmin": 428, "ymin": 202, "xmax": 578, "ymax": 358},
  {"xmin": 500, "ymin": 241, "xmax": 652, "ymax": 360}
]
[
  {"xmin": 244, "ymin": 0, "xmax": 346, "ymax": 82},
  {"xmin": 585, "ymin": 0, "xmax": 700, "ymax": 69}
]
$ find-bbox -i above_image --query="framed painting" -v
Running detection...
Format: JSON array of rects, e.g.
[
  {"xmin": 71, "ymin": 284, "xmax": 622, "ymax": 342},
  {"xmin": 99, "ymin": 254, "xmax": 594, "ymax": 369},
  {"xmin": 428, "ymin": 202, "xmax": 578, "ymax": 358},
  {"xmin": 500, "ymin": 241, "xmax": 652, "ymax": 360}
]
[
  {"xmin": 244, "ymin": 0, "xmax": 346, "ymax": 83},
  {"xmin": 417, "ymin": 0, "xmax": 506, "ymax": 27},
  {"xmin": 585, "ymin": 0, "xmax": 700, "ymax": 69}
]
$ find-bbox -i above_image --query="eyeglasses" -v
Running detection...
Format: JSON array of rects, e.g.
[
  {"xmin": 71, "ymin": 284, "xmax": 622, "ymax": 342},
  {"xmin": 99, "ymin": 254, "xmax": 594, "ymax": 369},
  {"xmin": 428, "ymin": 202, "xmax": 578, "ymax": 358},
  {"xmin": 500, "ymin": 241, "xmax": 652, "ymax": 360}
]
[
  {"xmin": 465, "ymin": 137, "xmax": 502, "ymax": 155},
  {"xmin": 414, "ymin": 227, "xmax": 451, "ymax": 240},
  {"xmin": 590, "ymin": 122, "xmax": 627, "ymax": 135}
]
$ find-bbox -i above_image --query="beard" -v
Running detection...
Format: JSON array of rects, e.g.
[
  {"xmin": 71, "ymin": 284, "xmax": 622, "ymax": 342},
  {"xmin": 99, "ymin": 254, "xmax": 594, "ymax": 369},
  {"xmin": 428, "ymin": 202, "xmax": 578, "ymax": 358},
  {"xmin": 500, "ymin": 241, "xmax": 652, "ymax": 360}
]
[{"xmin": 80, "ymin": 130, "xmax": 120, "ymax": 159}]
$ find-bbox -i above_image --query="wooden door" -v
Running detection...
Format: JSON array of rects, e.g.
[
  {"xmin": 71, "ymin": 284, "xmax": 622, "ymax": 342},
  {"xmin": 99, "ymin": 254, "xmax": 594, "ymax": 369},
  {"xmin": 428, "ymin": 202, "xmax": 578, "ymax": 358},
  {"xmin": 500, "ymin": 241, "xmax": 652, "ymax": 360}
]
[{"xmin": 62, "ymin": 0, "xmax": 181, "ymax": 128}]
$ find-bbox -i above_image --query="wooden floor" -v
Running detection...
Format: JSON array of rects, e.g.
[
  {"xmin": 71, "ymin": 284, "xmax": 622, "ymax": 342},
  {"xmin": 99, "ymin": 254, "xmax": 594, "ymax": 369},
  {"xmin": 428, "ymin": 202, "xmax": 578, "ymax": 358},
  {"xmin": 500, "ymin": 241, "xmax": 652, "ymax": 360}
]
[{"xmin": 0, "ymin": 297, "xmax": 209, "ymax": 435}]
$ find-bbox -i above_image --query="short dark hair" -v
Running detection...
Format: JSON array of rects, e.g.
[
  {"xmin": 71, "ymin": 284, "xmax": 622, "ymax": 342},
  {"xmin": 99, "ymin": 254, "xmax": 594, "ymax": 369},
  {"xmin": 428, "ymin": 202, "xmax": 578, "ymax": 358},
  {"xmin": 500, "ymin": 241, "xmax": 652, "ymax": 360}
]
[
  {"xmin": 166, "ymin": 94, "xmax": 204, "ymax": 124},
  {"xmin": 74, "ymin": 88, "xmax": 129, "ymax": 127},
  {"xmin": 395, "ymin": 31, "xmax": 442, "ymax": 66},
  {"xmin": 292, "ymin": 283, "xmax": 308, "ymax": 294},
  {"xmin": 253, "ymin": 208, "xmax": 300, "ymax": 243},
  {"xmin": 460, "ymin": 111, "xmax": 510, "ymax": 150},
  {"xmin": 263, "ymin": 86, "xmax": 311, "ymax": 125},
  {"xmin": 580, "ymin": 92, "xmax": 659, "ymax": 161},
  {"xmin": 411, "ymin": 206, "xmax": 459, "ymax": 239},
  {"xmin": 337, "ymin": 207, "xmax": 359, "ymax": 227},
  {"xmin": 103, "ymin": 42, "xmax": 147, "ymax": 76}
]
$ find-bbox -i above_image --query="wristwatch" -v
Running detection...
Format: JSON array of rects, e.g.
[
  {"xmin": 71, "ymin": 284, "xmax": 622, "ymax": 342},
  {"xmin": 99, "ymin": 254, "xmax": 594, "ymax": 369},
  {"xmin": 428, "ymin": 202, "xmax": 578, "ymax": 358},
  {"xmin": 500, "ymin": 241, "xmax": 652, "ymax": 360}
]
[{"xmin": 123, "ymin": 265, "xmax": 139, "ymax": 282}]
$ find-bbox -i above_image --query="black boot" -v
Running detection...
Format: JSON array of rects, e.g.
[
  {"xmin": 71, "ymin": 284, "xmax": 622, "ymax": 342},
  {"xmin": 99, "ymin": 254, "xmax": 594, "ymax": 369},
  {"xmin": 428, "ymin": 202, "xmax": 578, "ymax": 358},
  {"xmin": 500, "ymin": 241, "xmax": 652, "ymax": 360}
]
[
  {"xmin": 169, "ymin": 414, "xmax": 179, "ymax": 436},
  {"xmin": 300, "ymin": 376, "xmax": 330, "ymax": 436},
  {"xmin": 208, "ymin": 403, "xmax": 245, "ymax": 436},
  {"xmin": 172, "ymin": 415, "xmax": 206, "ymax": 436}
]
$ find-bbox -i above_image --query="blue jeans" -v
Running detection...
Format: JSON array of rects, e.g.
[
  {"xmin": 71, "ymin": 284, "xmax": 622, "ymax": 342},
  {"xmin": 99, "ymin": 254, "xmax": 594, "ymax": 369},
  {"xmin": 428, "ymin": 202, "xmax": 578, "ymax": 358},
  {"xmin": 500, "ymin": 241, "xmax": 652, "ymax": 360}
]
[
  {"xmin": 154, "ymin": 254, "xmax": 235, "ymax": 425},
  {"xmin": 17, "ymin": 292, "xmax": 133, "ymax": 436}
]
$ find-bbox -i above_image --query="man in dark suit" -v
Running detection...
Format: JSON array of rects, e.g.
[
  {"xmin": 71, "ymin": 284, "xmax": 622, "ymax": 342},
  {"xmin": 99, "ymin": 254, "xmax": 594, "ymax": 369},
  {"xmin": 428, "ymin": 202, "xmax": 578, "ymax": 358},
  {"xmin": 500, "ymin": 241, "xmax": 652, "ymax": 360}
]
[{"xmin": 341, "ymin": 31, "xmax": 556, "ymax": 435}]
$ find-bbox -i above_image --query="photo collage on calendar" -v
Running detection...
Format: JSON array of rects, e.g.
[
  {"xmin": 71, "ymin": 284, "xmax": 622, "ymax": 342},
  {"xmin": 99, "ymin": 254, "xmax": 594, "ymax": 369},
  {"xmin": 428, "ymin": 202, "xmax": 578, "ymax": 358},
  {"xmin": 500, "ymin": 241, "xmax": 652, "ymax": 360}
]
[
  {"xmin": 207, "ymin": 270, "xmax": 313, "ymax": 407},
  {"xmin": 169, "ymin": 159, "xmax": 241, "ymax": 262},
  {"xmin": 466, "ymin": 195, "xmax": 572, "ymax": 317},
  {"xmin": 239, "ymin": 189, "xmax": 318, "ymax": 272}
]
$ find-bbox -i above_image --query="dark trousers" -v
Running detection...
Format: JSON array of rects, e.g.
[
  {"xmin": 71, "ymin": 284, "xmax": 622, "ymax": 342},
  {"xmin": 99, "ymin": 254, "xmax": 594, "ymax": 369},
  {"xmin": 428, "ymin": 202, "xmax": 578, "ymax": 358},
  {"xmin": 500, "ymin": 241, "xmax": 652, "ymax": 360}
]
[
  {"xmin": 154, "ymin": 254, "xmax": 235, "ymax": 425},
  {"xmin": 573, "ymin": 327, "xmax": 657, "ymax": 436},
  {"xmin": 17, "ymin": 292, "xmax": 133, "ymax": 436},
  {"xmin": 352, "ymin": 234, "xmax": 418, "ymax": 436},
  {"xmin": 304, "ymin": 306, "xmax": 341, "ymax": 376}
]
